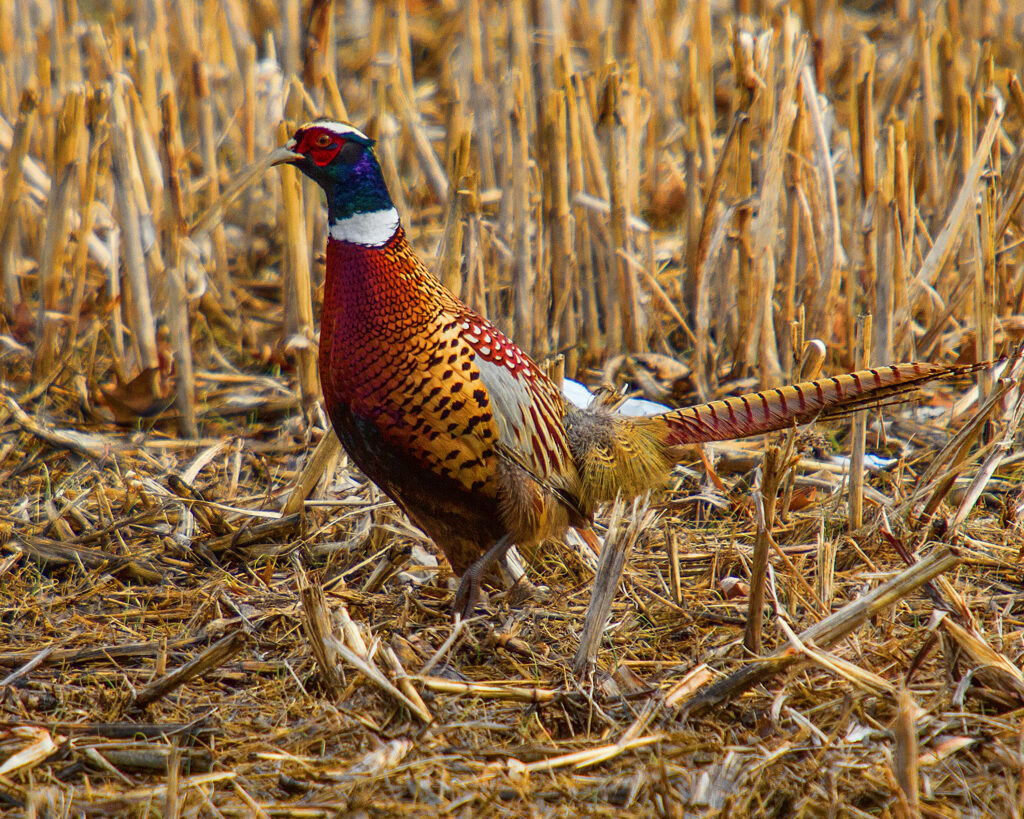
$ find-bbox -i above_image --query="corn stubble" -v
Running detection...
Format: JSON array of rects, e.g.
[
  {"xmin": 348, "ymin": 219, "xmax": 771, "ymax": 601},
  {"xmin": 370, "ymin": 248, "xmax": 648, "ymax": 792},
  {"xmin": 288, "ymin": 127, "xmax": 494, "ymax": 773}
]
[{"xmin": 0, "ymin": 1, "xmax": 1022, "ymax": 816}]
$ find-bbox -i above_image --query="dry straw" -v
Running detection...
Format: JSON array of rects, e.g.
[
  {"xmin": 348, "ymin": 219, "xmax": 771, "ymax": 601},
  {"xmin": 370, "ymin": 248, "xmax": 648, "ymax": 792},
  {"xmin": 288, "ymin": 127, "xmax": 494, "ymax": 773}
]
[{"xmin": 0, "ymin": 0, "xmax": 1023, "ymax": 815}]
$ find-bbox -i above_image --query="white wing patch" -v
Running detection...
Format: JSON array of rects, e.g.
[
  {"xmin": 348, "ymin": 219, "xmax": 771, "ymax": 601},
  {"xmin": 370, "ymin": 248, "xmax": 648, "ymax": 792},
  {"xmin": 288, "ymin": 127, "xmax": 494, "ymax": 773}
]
[{"xmin": 475, "ymin": 356, "xmax": 535, "ymax": 457}]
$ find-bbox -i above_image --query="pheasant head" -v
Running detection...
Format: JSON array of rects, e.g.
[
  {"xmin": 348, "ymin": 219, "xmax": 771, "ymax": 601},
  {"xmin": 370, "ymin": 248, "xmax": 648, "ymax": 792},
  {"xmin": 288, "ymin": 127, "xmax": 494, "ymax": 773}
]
[{"xmin": 272, "ymin": 120, "xmax": 399, "ymax": 246}]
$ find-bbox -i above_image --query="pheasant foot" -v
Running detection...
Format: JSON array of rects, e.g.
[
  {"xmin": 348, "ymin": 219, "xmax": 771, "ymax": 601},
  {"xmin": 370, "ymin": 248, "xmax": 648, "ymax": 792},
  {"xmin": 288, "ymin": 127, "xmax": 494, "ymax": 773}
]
[{"xmin": 453, "ymin": 533, "xmax": 515, "ymax": 620}]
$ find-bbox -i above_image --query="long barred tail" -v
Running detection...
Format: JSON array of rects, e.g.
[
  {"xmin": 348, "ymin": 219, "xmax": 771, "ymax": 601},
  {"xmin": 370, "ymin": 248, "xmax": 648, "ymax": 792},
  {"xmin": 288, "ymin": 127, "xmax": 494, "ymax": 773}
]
[
  {"xmin": 639, "ymin": 362, "xmax": 974, "ymax": 447},
  {"xmin": 570, "ymin": 360, "xmax": 989, "ymax": 509}
]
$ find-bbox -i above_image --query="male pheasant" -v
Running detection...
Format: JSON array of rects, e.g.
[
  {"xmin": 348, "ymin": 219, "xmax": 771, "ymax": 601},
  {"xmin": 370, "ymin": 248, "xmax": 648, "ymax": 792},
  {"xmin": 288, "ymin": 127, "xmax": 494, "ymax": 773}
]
[{"xmin": 273, "ymin": 120, "xmax": 967, "ymax": 617}]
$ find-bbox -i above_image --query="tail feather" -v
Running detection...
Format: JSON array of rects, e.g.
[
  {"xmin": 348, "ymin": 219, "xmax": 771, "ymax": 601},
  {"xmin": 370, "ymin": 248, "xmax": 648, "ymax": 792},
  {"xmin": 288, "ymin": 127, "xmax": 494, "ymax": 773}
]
[
  {"xmin": 569, "ymin": 360, "xmax": 988, "ymax": 510},
  {"xmin": 640, "ymin": 362, "xmax": 973, "ymax": 448}
]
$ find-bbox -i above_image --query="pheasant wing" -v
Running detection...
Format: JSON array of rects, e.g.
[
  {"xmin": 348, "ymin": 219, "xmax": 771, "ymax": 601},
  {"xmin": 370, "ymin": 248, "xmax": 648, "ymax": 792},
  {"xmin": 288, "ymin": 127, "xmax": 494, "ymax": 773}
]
[{"xmin": 337, "ymin": 307, "xmax": 575, "ymax": 504}]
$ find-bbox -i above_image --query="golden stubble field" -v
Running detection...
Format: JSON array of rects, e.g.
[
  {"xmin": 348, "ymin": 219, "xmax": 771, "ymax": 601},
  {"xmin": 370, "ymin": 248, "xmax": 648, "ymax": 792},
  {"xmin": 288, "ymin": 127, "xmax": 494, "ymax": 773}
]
[{"xmin": 1, "ymin": 0, "xmax": 1024, "ymax": 815}]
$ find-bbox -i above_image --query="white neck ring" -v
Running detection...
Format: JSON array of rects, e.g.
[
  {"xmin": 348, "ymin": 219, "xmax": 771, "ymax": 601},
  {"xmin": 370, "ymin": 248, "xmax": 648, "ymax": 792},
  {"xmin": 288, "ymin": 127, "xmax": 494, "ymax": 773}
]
[{"xmin": 328, "ymin": 208, "xmax": 400, "ymax": 247}]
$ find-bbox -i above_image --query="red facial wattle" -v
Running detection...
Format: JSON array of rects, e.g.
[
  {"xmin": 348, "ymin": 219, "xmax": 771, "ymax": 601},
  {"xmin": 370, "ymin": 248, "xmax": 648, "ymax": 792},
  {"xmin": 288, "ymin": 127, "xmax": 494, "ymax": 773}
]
[
  {"xmin": 308, "ymin": 143, "xmax": 341, "ymax": 166},
  {"xmin": 293, "ymin": 129, "xmax": 343, "ymax": 166}
]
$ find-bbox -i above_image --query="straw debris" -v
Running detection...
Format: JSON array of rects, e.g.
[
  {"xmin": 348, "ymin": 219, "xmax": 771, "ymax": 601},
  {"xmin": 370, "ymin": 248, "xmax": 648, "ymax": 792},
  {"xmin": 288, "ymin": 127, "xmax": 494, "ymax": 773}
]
[{"xmin": 1, "ymin": 1, "xmax": 1024, "ymax": 815}]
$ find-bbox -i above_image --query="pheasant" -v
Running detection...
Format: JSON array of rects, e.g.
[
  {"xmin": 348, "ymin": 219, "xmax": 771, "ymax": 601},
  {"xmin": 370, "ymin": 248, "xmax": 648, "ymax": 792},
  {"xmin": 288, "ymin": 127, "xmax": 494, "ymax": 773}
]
[{"xmin": 272, "ymin": 120, "xmax": 971, "ymax": 618}]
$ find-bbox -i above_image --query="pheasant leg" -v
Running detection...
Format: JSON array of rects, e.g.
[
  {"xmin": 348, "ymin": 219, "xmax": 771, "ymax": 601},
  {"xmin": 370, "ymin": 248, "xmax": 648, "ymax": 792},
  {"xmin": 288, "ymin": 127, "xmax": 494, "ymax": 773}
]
[{"xmin": 453, "ymin": 533, "xmax": 515, "ymax": 619}]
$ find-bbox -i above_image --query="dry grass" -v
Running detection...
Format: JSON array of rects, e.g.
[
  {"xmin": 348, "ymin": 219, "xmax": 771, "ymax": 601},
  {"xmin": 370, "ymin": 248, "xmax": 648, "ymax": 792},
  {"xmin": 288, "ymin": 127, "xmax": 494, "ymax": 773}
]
[{"xmin": 2, "ymin": 0, "xmax": 1024, "ymax": 815}]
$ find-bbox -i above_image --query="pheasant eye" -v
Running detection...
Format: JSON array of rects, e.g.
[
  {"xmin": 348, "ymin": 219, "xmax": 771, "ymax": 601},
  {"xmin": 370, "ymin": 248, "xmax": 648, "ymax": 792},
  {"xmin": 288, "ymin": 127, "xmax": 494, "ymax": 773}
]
[{"xmin": 314, "ymin": 133, "xmax": 332, "ymax": 148}]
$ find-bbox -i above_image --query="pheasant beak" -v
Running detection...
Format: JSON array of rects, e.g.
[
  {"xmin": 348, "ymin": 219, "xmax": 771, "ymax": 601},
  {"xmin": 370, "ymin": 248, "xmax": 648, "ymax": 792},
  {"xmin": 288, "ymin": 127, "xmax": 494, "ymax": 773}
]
[{"xmin": 268, "ymin": 144, "xmax": 303, "ymax": 167}]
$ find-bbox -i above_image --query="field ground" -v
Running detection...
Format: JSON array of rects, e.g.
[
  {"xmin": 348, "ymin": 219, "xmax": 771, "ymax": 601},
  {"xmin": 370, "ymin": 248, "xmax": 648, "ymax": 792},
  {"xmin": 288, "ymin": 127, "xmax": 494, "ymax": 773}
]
[{"xmin": 2, "ymin": 1, "xmax": 1024, "ymax": 816}]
